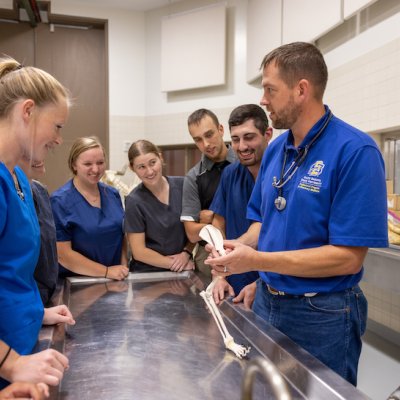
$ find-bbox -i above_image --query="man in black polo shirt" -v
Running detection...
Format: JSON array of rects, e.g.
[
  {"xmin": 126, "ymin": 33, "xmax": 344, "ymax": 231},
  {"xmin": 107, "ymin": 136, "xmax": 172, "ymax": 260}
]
[{"xmin": 180, "ymin": 109, "xmax": 236, "ymax": 277}]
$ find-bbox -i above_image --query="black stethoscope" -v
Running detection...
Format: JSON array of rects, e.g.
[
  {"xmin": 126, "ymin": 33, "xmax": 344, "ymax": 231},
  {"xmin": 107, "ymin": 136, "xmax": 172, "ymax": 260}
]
[{"xmin": 272, "ymin": 111, "xmax": 333, "ymax": 211}]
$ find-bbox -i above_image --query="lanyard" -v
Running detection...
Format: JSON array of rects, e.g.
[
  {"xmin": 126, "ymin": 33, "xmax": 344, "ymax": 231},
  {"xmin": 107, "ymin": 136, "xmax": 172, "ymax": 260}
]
[{"xmin": 272, "ymin": 111, "xmax": 333, "ymax": 210}]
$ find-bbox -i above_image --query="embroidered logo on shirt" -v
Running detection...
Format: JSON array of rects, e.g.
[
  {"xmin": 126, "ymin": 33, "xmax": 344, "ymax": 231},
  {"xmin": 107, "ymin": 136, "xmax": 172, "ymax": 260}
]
[
  {"xmin": 298, "ymin": 161, "xmax": 325, "ymax": 193},
  {"xmin": 308, "ymin": 161, "xmax": 325, "ymax": 177}
]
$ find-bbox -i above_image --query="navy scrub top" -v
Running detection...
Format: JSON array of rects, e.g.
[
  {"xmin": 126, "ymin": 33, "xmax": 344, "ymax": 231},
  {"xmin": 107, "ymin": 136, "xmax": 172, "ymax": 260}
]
[
  {"xmin": 210, "ymin": 161, "xmax": 259, "ymax": 294},
  {"xmin": 51, "ymin": 180, "xmax": 125, "ymax": 275},
  {"xmin": 32, "ymin": 180, "xmax": 58, "ymax": 304}
]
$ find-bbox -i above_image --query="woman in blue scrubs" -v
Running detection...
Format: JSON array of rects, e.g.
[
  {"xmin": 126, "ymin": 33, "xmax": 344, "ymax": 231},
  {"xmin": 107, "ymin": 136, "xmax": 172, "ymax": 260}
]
[
  {"xmin": 125, "ymin": 140, "xmax": 194, "ymax": 272},
  {"xmin": 51, "ymin": 136, "xmax": 129, "ymax": 280},
  {"xmin": 0, "ymin": 56, "xmax": 75, "ymax": 389}
]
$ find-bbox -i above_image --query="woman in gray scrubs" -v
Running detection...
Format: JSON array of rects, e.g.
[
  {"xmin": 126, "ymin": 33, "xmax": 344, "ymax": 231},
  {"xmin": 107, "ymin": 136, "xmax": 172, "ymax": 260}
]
[{"xmin": 125, "ymin": 140, "xmax": 194, "ymax": 273}]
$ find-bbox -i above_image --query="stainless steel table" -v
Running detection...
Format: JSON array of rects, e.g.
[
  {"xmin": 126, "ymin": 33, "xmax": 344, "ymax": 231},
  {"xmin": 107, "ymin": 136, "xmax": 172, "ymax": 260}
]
[{"xmin": 41, "ymin": 271, "xmax": 370, "ymax": 399}]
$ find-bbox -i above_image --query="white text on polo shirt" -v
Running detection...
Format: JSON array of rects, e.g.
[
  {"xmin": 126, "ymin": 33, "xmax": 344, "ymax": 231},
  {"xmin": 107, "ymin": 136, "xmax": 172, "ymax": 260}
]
[{"xmin": 298, "ymin": 161, "xmax": 325, "ymax": 193}]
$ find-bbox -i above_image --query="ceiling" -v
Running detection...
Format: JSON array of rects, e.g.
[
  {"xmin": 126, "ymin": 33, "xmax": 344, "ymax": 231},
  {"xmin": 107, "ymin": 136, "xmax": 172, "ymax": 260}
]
[{"xmin": 69, "ymin": 0, "xmax": 185, "ymax": 12}]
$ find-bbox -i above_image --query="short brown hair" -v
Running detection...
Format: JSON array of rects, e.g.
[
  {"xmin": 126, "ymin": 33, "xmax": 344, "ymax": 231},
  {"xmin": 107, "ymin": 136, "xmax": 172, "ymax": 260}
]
[
  {"xmin": 187, "ymin": 108, "xmax": 220, "ymax": 128},
  {"xmin": 260, "ymin": 42, "xmax": 328, "ymax": 100},
  {"xmin": 228, "ymin": 104, "xmax": 269, "ymax": 134},
  {"xmin": 128, "ymin": 139, "xmax": 161, "ymax": 168},
  {"xmin": 0, "ymin": 55, "xmax": 70, "ymax": 118},
  {"xmin": 68, "ymin": 136, "xmax": 105, "ymax": 175}
]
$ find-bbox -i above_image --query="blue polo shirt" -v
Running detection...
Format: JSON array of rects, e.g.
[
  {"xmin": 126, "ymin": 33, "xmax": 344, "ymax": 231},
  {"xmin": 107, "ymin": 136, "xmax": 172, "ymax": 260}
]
[
  {"xmin": 247, "ymin": 106, "xmax": 388, "ymax": 294},
  {"xmin": 51, "ymin": 180, "xmax": 125, "ymax": 275},
  {"xmin": 0, "ymin": 165, "xmax": 43, "ymax": 360},
  {"xmin": 210, "ymin": 162, "xmax": 259, "ymax": 294}
]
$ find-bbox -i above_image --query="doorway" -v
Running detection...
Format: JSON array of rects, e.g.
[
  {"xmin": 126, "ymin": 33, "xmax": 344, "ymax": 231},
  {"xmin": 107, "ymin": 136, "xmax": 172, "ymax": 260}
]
[{"xmin": 0, "ymin": 15, "xmax": 107, "ymax": 192}]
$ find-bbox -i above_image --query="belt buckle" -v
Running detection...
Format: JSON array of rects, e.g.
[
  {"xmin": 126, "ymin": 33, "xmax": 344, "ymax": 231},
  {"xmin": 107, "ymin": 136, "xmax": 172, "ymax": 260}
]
[
  {"xmin": 267, "ymin": 285, "xmax": 285, "ymax": 296},
  {"xmin": 304, "ymin": 292, "xmax": 317, "ymax": 297},
  {"xmin": 267, "ymin": 284, "xmax": 317, "ymax": 297}
]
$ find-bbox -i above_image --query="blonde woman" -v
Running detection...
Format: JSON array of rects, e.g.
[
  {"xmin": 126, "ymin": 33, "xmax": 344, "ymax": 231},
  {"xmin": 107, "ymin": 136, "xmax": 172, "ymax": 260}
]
[
  {"xmin": 0, "ymin": 56, "xmax": 74, "ymax": 389},
  {"xmin": 125, "ymin": 140, "xmax": 194, "ymax": 273},
  {"xmin": 51, "ymin": 137, "xmax": 128, "ymax": 280}
]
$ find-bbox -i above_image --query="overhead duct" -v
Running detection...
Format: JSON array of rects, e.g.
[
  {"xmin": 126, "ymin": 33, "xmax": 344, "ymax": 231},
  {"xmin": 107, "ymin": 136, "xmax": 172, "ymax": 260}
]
[{"xmin": 17, "ymin": 0, "xmax": 48, "ymax": 27}]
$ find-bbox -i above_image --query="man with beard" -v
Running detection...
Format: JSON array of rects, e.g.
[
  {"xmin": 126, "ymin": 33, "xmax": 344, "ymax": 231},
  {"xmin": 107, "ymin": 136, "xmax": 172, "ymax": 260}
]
[
  {"xmin": 181, "ymin": 109, "xmax": 236, "ymax": 277},
  {"xmin": 205, "ymin": 42, "xmax": 388, "ymax": 386},
  {"xmin": 209, "ymin": 104, "xmax": 272, "ymax": 308}
]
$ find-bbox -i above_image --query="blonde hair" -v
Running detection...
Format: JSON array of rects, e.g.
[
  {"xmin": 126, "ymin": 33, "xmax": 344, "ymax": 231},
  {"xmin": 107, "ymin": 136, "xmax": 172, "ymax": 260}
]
[
  {"xmin": 68, "ymin": 136, "xmax": 106, "ymax": 175},
  {"xmin": 0, "ymin": 55, "xmax": 70, "ymax": 118}
]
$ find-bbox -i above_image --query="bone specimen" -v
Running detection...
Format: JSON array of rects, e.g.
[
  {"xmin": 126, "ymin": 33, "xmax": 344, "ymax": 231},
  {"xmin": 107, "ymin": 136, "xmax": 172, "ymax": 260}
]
[{"xmin": 199, "ymin": 225, "xmax": 250, "ymax": 359}]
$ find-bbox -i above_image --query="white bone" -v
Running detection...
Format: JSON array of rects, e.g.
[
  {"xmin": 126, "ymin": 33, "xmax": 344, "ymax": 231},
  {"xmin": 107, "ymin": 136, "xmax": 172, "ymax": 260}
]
[{"xmin": 199, "ymin": 225, "xmax": 251, "ymax": 359}]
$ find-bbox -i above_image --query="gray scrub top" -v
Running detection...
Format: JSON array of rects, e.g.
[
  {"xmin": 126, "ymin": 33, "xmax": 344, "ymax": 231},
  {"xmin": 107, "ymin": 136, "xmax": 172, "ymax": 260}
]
[{"xmin": 124, "ymin": 176, "xmax": 187, "ymax": 259}]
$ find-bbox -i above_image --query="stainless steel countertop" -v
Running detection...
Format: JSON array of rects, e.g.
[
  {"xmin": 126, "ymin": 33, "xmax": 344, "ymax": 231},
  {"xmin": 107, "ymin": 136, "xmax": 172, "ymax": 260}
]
[{"xmin": 39, "ymin": 271, "xmax": 370, "ymax": 400}]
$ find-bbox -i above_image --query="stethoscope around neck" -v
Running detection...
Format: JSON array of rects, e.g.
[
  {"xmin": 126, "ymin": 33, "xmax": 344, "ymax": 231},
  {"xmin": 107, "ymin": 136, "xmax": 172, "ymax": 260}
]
[{"xmin": 272, "ymin": 111, "xmax": 333, "ymax": 211}]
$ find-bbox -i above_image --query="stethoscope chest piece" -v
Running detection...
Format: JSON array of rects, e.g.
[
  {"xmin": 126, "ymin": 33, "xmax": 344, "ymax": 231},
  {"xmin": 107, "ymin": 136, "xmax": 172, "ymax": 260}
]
[
  {"xmin": 274, "ymin": 196, "xmax": 286, "ymax": 211},
  {"xmin": 272, "ymin": 111, "xmax": 333, "ymax": 213}
]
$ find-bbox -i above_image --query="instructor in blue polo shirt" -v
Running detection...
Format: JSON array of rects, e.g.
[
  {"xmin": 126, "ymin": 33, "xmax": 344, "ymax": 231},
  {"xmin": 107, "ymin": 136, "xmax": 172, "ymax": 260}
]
[{"xmin": 205, "ymin": 42, "xmax": 388, "ymax": 386}]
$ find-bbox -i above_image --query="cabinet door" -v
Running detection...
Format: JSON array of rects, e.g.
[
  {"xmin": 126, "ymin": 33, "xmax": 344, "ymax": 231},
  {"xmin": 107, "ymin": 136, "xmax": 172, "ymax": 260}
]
[
  {"xmin": 35, "ymin": 23, "xmax": 107, "ymax": 192},
  {"xmin": 0, "ymin": 20, "xmax": 107, "ymax": 193},
  {"xmin": 0, "ymin": 21, "xmax": 34, "ymax": 65},
  {"xmin": 161, "ymin": 146, "xmax": 202, "ymax": 176}
]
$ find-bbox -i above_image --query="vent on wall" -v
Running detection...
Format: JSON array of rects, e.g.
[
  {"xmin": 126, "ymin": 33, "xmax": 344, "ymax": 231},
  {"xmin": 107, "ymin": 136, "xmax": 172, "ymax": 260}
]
[{"xmin": 7, "ymin": 1, "xmax": 100, "ymax": 30}]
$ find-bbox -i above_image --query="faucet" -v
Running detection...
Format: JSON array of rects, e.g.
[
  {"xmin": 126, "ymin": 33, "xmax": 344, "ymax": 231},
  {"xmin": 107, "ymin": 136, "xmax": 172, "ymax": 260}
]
[{"xmin": 241, "ymin": 356, "xmax": 292, "ymax": 400}]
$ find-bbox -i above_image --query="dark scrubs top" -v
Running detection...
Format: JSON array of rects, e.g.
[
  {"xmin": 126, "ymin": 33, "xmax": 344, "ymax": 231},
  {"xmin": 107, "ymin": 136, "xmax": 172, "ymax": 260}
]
[
  {"xmin": 32, "ymin": 180, "xmax": 58, "ymax": 305},
  {"xmin": 124, "ymin": 176, "xmax": 187, "ymax": 272},
  {"xmin": 51, "ymin": 180, "xmax": 125, "ymax": 276},
  {"xmin": 210, "ymin": 162, "xmax": 259, "ymax": 294}
]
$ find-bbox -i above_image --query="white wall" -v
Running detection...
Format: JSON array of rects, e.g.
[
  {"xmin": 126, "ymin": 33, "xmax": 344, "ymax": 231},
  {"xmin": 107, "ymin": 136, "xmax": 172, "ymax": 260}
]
[
  {"xmin": 51, "ymin": 0, "xmax": 146, "ymax": 173},
  {"xmin": 144, "ymin": 0, "xmax": 261, "ymax": 146},
  {"xmin": 160, "ymin": 3, "xmax": 227, "ymax": 92},
  {"xmin": 324, "ymin": 12, "xmax": 400, "ymax": 136},
  {"xmin": 143, "ymin": 0, "xmax": 400, "ymax": 147},
  {"xmin": 4, "ymin": 0, "xmax": 400, "ymax": 170},
  {"xmin": 50, "ymin": 0, "xmax": 263, "ymax": 167}
]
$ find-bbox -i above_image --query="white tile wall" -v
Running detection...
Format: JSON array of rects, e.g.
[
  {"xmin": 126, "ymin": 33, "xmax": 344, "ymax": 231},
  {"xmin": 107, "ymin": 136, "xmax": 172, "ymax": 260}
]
[
  {"xmin": 360, "ymin": 281, "xmax": 400, "ymax": 334},
  {"xmin": 109, "ymin": 115, "xmax": 145, "ymax": 176},
  {"xmin": 325, "ymin": 37, "xmax": 400, "ymax": 135}
]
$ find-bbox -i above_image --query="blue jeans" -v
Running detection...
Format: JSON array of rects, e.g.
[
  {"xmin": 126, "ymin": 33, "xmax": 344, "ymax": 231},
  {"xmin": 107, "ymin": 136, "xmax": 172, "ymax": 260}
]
[{"xmin": 252, "ymin": 279, "xmax": 367, "ymax": 386}]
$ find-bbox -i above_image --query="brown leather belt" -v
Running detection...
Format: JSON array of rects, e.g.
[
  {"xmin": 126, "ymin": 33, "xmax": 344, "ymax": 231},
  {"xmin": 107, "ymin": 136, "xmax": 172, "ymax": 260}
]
[{"xmin": 266, "ymin": 284, "xmax": 317, "ymax": 297}]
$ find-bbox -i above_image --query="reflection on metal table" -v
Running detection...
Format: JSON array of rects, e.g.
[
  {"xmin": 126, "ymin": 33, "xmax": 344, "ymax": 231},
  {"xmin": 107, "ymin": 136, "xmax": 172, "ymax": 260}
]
[{"xmin": 40, "ymin": 271, "xmax": 370, "ymax": 400}]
